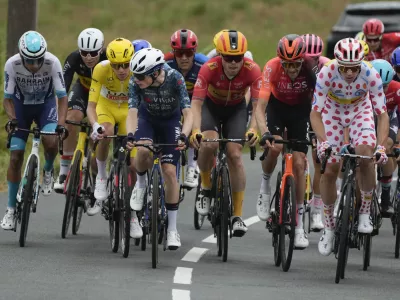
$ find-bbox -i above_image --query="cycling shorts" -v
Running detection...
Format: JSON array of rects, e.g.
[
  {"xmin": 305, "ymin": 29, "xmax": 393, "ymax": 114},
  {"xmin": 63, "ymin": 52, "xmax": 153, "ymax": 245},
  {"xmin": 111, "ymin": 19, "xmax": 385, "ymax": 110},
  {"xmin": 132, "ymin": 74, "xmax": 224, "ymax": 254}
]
[
  {"xmin": 96, "ymin": 99, "xmax": 128, "ymax": 135},
  {"xmin": 67, "ymin": 82, "xmax": 89, "ymax": 116},
  {"xmin": 134, "ymin": 115, "xmax": 182, "ymax": 166},
  {"xmin": 266, "ymin": 96, "xmax": 310, "ymax": 153},
  {"xmin": 201, "ymin": 97, "xmax": 247, "ymax": 145}
]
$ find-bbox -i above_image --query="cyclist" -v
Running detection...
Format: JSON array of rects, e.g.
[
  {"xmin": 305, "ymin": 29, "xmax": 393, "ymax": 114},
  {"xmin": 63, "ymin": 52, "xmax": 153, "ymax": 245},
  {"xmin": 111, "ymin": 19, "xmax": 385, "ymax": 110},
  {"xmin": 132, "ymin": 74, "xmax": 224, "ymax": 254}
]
[
  {"xmin": 371, "ymin": 59, "xmax": 399, "ymax": 216},
  {"xmin": 127, "ymin": 48, "xmax": 193, "ymax": 250},
  {"xmin": 2, "ymin": 31, "xmax": 68, "ymax": 230},
  {"xmin": 355, "ymin": 31, "xmax": 365, "ymax": 41},
  {"xmin": 54, "ymin": 28, "xmax": 106, "ymax": 193},
  {"xmin": 132, "ymin": 39, "xmax": 152, "ymax": 51},
  {"xmin": 85, "ymin": 38, "xmax": 141, "ymax": 238},
  {"xmin": 362, "ymin": 18, "xmax": 400, "ymax": 62},
  {"xmin": 301, "ymin": 33, "xmax": 330, "ymax": 231},
  {"xmin": 190, "ymin": 30, "xmax": 261, "ymax": 237},
  {"xmin": 164, "ymin": 29, "xmax": 208, "ymax": 188},
  {"xmin": 256, "ymin": 34, "xmax": 316, "ymax": 249},
  {"xmin": 310, "ymin": 38, "xmax": 389, "ymax": 256}
]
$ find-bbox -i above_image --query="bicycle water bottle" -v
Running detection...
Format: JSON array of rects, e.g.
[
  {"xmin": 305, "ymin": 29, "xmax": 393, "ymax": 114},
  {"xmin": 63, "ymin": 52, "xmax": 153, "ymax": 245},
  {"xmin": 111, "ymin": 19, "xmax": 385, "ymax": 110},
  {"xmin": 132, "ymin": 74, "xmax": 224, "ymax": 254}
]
[{"xmin": 304, "ymin": 159, "xmax": 313, "ymax": 202}]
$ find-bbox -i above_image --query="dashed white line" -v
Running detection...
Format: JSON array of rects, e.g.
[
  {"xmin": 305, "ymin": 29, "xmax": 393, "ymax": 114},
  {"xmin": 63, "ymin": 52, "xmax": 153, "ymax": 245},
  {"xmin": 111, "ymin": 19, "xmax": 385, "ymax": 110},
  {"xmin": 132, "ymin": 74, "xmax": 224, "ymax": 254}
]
[
  {"xmin": 172, "ymin": 289, "xmax": 191, "ymax": 300},
  {"xmin": 181, "ymin": 247, "xmax": 209, "ymax": 262},
  {"xmin": 173, "ymin": 267, "xmax": 193, "ymax": 285}
]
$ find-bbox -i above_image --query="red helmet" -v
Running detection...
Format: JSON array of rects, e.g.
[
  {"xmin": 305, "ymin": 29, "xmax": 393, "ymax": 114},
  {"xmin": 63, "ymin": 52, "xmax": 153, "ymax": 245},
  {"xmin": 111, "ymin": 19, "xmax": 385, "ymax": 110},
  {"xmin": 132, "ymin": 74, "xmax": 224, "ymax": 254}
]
[
  {"xmin": 302, "ymin": 34, "xmax": 324, "ymax": 57},
  {"xmin": 363, "ymin": 18, "xmax": 384, "ymax": 36},
  {"xmin": 170, "ymin": 29, "xmax": 198, "ymax": 50},
  {"xmin": 277, "ymin": 34, "xmax": 306, "ymax": 61}
]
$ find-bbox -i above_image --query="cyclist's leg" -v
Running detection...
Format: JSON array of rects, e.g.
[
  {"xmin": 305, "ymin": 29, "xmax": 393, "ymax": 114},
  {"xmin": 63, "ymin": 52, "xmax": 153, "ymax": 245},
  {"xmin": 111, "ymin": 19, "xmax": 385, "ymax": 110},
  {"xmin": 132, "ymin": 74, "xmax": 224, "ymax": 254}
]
[
  {"xmin": 310, "ymin": 133, "xmax": 325, "ymax": 230},
  {"xmin": 258, "ymin": 97, "xmax": 285, "ymax": 221},
  {"xmin": 37, "ymin": 98, "xmax": 58, "ymax": 196},
  {"xmin": 55, "ymin": 83, "xmax": 87, "ymax": 191}
]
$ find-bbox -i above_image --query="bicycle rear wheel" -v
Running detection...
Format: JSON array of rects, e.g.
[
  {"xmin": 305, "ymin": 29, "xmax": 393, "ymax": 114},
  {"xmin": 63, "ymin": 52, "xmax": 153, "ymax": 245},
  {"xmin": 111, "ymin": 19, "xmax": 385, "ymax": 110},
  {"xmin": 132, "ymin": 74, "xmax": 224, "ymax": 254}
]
[
  {"xmin": 62, "ymin": 151, "xmax": 81, "ymax": 238},
  {"xmin": 152, "ymin": 170, "xmax": 160, "ymax": 269},
  {"xmin": 120, "ymin": 163, "xmax": 132, "ymax": 258},
  {"xmin": 108, "ymin": 168, "xmax": 119, "ymax": 253},
  {"xmin": 280, "ymin": 175, "xmax": 296, "ymax": 272},
  {"xmin": 273, "ymin": 172, "xmax": 282, "ymax": 267},
  {"xmin": 194, "ymin": 175, "xmax": 205, "ymax": 230}
]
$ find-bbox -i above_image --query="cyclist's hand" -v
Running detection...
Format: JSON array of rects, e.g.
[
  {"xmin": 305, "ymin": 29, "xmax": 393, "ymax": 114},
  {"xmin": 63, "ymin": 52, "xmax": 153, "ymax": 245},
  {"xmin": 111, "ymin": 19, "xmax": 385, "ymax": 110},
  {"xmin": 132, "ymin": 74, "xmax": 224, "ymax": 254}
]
[
  {"xmin": 5, "ymin": 119, "xmax": 18, "ymax": 133},
  {"xmin": 190, "ymin": 129, "xmax": 202, "ymax": 150},
  {"xmin": 317, "ymin": 141, "xmax": 331, "ymax": 160},
  {"xmin": 339, "ymin": 143, "xmax": 351, "ymax": 154},
  {"xmin": 91, "ymin": 122, "xmax": 105, "ymax": 141},
  {"xmin": 55, "ymin": 124, "xmax": 68, "ymax": 139},
  {"xmin": 393, "ymin": 146, "xmax": 400, "ymax": 161},
  {"xmin": 124, "ymin": 132, "xmax": 135, "ymax": 150},
  {"xmin": 245, "ymin": 128, "xmax": 259, "ymax": 147},
  {"xmin": 259, "ymin": 131, "xmax": 274, "ymax": 149},
  {"xmin": 374, "ymin": 145, "xmax": 388, "ymax": 165},
  {"xmin": 177, "ymin": 133, "xmax": 188, "ymax": 151}
]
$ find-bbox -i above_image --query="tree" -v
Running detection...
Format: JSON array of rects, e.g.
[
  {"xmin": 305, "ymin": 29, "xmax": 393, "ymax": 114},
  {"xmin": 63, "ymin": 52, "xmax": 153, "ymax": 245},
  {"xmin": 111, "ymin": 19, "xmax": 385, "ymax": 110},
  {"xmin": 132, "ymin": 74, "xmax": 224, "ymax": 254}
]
[{"xmin": 6, "ymin": 0, "xmax": 38, "ymax": 59}]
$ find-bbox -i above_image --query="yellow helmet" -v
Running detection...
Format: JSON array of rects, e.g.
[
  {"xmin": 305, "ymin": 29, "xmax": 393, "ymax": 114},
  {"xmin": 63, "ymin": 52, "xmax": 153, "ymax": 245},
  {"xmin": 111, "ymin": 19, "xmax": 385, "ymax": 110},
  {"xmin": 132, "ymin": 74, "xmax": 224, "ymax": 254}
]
[
  {"xmin": 106, "ymin": 38, "xmax": 134, "ymax": 64},
  {"xmin": 215, "ymin": 30, "xmax": 247, "ymax": 56},
  {"xmin": 213, "ymin": 29, "xmax": 229, "ymax": 48},
  {"xmin": 354, "ymin": 31, "xmax": 365, "ymax": 41},
  {"xmin": 359, "ymin": 40, "xmax": 370, "ymax": 56}
]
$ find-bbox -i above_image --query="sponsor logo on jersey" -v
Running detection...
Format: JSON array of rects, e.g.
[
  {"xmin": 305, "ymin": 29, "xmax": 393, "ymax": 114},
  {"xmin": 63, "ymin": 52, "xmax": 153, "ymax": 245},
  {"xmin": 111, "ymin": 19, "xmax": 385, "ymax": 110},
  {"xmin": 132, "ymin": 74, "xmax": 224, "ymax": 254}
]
[
  {"xmin": 244, "ymin": 61, "xmax": 255, "ymax": 70},
  {"xmin": 63, "ymin": 61, "xmax": 70, "ymax": 73},
  {"xmin": 106, "ymin": 91, "xmax": 128, "ymax": 101},
  {"xmin": 186, "ymin": 81, "xmax": 194, "ymax": 91},
  {"xmin": 195, "ymin": 78, "xmax": 203, "ymax": 88},
  {"xmin": 58, "ymin": 72, "xmax": 65, "ymax": 88},
  {"xmin": 277, "ymin": 81, "xmax": 308, "ymax": 90},
  {"xmin": 4, "ymin": 72, "xmax": 9, "ymax": 91},
  {"xmin": 207, "ymin": 62, "xmax": 218, "ymax": 70},
  {"xmin": 354, "ymin": 89, "xmax": 367, "ymax": 97}
]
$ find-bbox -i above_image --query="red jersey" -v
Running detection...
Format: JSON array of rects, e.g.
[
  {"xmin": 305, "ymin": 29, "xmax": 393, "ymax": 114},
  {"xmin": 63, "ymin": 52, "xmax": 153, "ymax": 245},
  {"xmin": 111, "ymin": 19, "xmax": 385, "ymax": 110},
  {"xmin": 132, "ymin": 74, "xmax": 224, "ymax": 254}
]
[
  {"xmin": 258, "ymin": 57, "xmax": 316, "ymax": 106},
  {"xmin": 385, "ymin": 80, "xmax": 400, "ymax": 112},
  {"xmin": 192, "ymin": 57, "xmax": 262, "ymax": 106},
  {"xmin": 365, "ymin": 32, "xmax": 400, "ymax": 62}
]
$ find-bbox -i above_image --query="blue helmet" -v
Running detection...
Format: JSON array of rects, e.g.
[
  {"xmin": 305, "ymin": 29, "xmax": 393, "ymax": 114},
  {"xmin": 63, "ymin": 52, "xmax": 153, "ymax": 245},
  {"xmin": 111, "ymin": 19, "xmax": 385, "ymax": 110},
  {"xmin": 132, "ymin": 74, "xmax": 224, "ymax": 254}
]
[
  {"xmin": 132, "ymin": 39, "xmax": 152, "ymax": 52},
  {"xmin": 391, "ymin": 47, "xmax": 400, "ymax": 66},
  {"xmin": 18, "ymin": 31, "xmax": 47, "ymax": 59},
  {"xmin": 371, "ymin": 59, "xmax": 394, "ymax": 85}
]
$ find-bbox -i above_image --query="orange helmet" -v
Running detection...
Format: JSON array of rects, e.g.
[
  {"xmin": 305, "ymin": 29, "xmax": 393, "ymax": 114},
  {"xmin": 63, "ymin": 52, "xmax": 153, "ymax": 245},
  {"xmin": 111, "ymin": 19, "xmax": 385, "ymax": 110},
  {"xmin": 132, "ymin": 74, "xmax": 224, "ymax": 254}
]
[
  {"xmin": 215, "ymin": 30, "xmax": 247, "ymax": 55},
  {"xmin": 277, "ymin": 34, "xmax": 306, "ymax": 61}
]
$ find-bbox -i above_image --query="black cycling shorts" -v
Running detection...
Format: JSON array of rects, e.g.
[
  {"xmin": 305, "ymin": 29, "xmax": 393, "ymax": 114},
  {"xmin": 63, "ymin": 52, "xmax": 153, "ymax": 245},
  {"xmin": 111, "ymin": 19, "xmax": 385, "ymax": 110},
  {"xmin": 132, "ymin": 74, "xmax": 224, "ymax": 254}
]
[
  {"xmin": 266, "ymin": 96, "xmax": 311, "ymax": 153},
  {"xmin": 67, "ymin": 82, "xmax": 89, "ymax": 116},
  {"xmin": 201, "ymin": 98, "xmax": 247, "ymax": 144}
]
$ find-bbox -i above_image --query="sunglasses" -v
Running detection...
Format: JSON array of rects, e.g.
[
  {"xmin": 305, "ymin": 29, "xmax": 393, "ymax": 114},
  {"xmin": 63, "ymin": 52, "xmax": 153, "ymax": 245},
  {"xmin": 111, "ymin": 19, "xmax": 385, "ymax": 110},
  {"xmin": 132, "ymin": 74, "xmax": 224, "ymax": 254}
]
[
  {"xmin": 80, "ymin": 49, "xmax": 101, "ymax": 57},
  {"xmin": 174, "ymin": 49, "xmax": 195, "ymax": 58},
  {"xmin": 281, "ymin": 60, "xmax": 303, "ymax": 69},
  {"xmin": 23, "ymin": 57, "xmax": 44, "ymax": 65},
  {"xmin": 221, "ymin": 55, "xmax": 244, "ymax": 63},
  {"xmin": 133, "ymin": 73, "xmax": 147, "ymax": 81},
  {"xmin": 110, "ymin": 63, "xmax": 130, "ymax": 70},
  {"xmin": 365, "ymin": 36, "xmax": 382, "ymax": 43},
  {"xmin": 338, "ymin": 65, "xmax": 361, "ymax": 73}
]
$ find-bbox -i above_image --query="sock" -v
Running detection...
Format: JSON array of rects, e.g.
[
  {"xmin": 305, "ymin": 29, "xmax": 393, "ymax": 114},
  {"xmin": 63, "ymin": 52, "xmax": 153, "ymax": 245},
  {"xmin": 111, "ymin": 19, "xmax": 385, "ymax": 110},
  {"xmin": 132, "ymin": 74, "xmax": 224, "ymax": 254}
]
[
  {"xmin": 260, "ymin": 172, "xmax": 272, "ymax": 194},
  {"xmin": 380, "ymin": 176, "xmax": 392, "ymax": 188},
  {"xmin": 296, "ymin": 203, "xmax": 304, "ymax": 229},
  {"xmin": 96, "ymin": 159, "xmax": 107, "ymax": 179},
  {"xmin": 359, "ymin": 190, "xmax": 373, "ymax": 215},
  {"xmin": 7, "ymin": 181, "xmax": 19, "ymax": 208},
  {"xmin": 44, "ymin": 157, "xmax": 55, "ymax": 172},
  {"xmin": 166, "ymin": 203, "xmax": 179, "ymax": 232},
  {"xmin": 136, "ymin": 171, "xmax": 147, "ymax": 188},
  {"xmin": 200, "ymin": 170, "xmax": 212, "ymax": 190},
  {"xmin": 312, "ymin": 194, "xmax": 323, "ymax": 212},
  {"xmin": 187, "ymin": 148, "xmax": 197, "ymax": 168},
  {"xmin": 324, "ymin": 204, "xmax": 335, "ymax": 229},
  {"xmin": 232, "ymin": 191, "xmax": 244, "ymax": 217},
  {"xmin": 59, "ymin": 152, "xmax": 73, "ymax": 176}
]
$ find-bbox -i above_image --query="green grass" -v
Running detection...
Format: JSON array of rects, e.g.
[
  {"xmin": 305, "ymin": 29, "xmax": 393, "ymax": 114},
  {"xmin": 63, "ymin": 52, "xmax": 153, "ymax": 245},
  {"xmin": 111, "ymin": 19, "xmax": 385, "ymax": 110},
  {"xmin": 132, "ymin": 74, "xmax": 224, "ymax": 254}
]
[{"xmin": 0, "ymin": 0, "xmax": 388, "ymax": 190}]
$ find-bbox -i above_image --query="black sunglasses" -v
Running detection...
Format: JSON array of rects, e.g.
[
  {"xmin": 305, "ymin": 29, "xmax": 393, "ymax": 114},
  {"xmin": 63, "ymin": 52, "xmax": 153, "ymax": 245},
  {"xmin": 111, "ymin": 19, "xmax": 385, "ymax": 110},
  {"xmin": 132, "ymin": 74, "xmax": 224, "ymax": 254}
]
[
  {"xmin": 80, "ymin": 49, "xmax": 101, "ymax": 57},
  {"xmin": 110, "ymin": 63, "xmax": 130, "ymax": 70}
]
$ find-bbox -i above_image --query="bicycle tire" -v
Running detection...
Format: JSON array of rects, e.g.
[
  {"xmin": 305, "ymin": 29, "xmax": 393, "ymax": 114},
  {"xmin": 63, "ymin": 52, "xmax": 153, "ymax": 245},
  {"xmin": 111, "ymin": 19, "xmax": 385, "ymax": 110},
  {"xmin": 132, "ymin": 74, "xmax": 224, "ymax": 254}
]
[
  {"xmin": 395, "ymin": 199, "xmax": 400, "ymax": 258},
  {"xmin": 280, "ymin": 175, "xmax": 296, "ymax": 272},
  {"xmin": 108, "ymin": 168, "xmax": 119, "ymax": 253},
  {"xmin": 19, "ymin": 156, "xmax": 37, "ymax": 247},
  {"xmin": 363, "ymin": 234, "xmax": 372, "ymax": 270},
  {"xmin": 220, "ymin": 166, "xmax": 230, "ymax": 262},
  {"xmin": 194, "ymin": 175, "xmax": 205, "ymax": 230},
  {"xmin": 62, "ymin": 151, "xmax": 81, "ymax": 238},
  {"xmin": 273, "ymin": 171, "xmax": 282, "ymax": 267},
  {"xmin": 120, "ymin": 163, "xmax": 131, "ymax": 258},
  {"xmin": 152, "ymin": 170, "xmax": 160, "ymax": 269}
]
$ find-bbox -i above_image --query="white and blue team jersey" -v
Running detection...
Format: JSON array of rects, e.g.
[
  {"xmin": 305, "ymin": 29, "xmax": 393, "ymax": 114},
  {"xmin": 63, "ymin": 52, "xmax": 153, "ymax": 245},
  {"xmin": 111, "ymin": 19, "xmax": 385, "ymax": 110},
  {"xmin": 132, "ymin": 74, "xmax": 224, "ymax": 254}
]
[{"xmin": 4, "ymin": 52, "xmax": 67, "ymax": 105}]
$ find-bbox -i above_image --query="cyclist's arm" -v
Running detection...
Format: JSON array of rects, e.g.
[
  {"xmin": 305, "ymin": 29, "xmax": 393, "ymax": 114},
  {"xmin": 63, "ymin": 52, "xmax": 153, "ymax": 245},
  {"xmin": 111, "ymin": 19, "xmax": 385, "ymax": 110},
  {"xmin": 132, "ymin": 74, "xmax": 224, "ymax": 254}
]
[
  {"xmin": 87, "ymin": 63, "xmax": 103, "ymax": 126},
  {"xmin": 255, "ymin": 61, "xmax": 273, "ymax": 134},
  {"xmin": 127, "ymin": 77, "xmax": 140, "ymax": 134},
  {"xmin": 3, "ymin": 59, "xmax": 16, "ymax": 120},
  {"xmin": 247, "ymin": 62, "xmax": 262, "ymax": 131},
  {"xmin": 63, "ymin": 52, "xmax": 76, "ymax": 93},
  {"xmin": 176, "ymin": 73, "xmax": 193, "ymax": 136},
  {"xmin": 52, "ymin": 57, "xmax": 68, "ymax": 125},
  {"xmin": 191, "ymin": 66, "xmax": 210, "ymax": 131}
]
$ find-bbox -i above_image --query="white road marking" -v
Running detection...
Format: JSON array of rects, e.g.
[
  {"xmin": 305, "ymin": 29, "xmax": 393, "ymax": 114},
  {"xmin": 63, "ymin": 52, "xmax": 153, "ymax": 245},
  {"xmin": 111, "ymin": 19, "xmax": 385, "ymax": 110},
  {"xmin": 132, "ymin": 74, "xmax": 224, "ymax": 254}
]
[
  {"xmin": 181, "ymin": 247, "xmax": 209, "ymax": 262},
  {"xmin": 173, "ymin": 267, "xmax": 193, "ymax": 285},
  {"xmin": 172, "ymin": 289, "xmax": 191, "ymax": 300}
]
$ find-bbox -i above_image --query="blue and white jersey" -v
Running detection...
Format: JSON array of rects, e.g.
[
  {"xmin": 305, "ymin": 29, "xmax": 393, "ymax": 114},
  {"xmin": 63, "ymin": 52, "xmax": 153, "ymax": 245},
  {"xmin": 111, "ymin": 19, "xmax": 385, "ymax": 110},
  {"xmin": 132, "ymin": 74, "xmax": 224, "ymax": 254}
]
[{"xmin": 4, "ymin": 52, "xmax": 67, "ymax": 105}]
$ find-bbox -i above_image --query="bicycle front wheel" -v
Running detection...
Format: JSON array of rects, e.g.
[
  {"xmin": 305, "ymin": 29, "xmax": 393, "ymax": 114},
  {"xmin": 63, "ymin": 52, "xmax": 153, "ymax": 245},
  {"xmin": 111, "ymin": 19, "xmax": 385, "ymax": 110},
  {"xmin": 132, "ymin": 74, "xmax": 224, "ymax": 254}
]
[
  {"xmin": 194, "ymin": 175, "xmax": 205, "ymax": 230},
  {"xmin": 108, "ymin": 168, "xmax": 119, "ymax": 253},
  {"xmin": 273, "ymin": 172, "xmax": 282, "ymax": 267},
  {"xmin": 395, "ymin": 199, "xmax": 400, "ymax": 258},
  {"xmin": 19, "ymin": 155, "xmax": 37, "ymax": 247},
  {"xmin": 220, "ymin": 166, "xmax": 231, "ymax": 262},
  {"xmin": 151, "ymin": 170, "xmax": 160, "ymax": 269},
  {"xmin": 120, "ymin": 163, "xmax": 132, "ymax": 258}
]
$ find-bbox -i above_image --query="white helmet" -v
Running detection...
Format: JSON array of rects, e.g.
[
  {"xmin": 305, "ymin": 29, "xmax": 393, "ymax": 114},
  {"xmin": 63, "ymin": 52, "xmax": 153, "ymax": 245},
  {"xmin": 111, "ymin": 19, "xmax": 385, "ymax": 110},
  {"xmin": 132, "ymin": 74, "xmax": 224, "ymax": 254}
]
[
  {"xmin": 334, "ymin": 38, "xmax": 364, "ymax": 65},
  {"xmin": 77, "ymin": 28, "xmax": 104, "ymax": 51},
  {"xmin": 18, "ymin": 31, "xmax": 47, "ymax": 59},
  {"xmin": 130, "ymin": 48, "xmax": 165, "ymax": 74}
]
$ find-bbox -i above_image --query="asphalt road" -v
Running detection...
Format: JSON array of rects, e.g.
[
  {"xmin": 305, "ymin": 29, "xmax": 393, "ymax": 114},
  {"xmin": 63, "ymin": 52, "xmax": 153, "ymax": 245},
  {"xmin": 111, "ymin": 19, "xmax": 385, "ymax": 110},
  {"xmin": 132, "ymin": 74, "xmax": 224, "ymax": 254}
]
[{"xmin": 1, "ymin": 153, "xmax": 399, "ymax": 300}]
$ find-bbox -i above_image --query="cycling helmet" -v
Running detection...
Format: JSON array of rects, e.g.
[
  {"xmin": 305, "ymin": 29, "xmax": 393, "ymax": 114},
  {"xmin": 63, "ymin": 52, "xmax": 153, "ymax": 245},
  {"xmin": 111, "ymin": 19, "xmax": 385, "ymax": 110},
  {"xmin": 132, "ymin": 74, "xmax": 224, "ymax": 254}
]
[
  {"xmin": 363, "ymin": 18, "xmax": 385, "ymax": 36},
  {"xmin": 132, "ymin": 39, "xmax": 152, "ymax": 52},
  {"xmin": 302, "ymin": 34, "xmax": 324, "ymax": 57},
  {"xmin": 215, "ymin": 30, "xmax": 247, "ymax": 55},
  {"xmin": 78, "ymin": 28, "xmax": 104, "ymax": 51},
  {"xmin": 106, "ymin": 38, "xmax": 134, "ymax": 64},
  {"xmin": 18, "ymin": 31, "xmax": 47, "ymax": 60},
  {"xmin": 213, "ymin": 29, "xmax": 229, "ymax": 48},
  {"xmin": 170, "ymin": 29, "xmax": 198, "ymax": 50},
  {"xmin": 359, "ymin": 40, "xmax": 370, "ymax": 56},
  {"xmin": 371, "ymin": 59, "xmax": 394, "ymax": 85},
  {"xmin": 334, "ymin": 38, "xmax": 364, "ymax": 65},
  {"xmin": 391, "ymin": 47, "xmax": 400, "ymax": 66},
  {"xmin": 277, "ymin": 34, "xmax": 306, "ymax": 61},
  {"xmin": 354, "ymin": 31, "xmax": 365, "ymax": 41},
  {"xmin": 130, "ymin": 48, "xmax": 165, "ymax": 74}
]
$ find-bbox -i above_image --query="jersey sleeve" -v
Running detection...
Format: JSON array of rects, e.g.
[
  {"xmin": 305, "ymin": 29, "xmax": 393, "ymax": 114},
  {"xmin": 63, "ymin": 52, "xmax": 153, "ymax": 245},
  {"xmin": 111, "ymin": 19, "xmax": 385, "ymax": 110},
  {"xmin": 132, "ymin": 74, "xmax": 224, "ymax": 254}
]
[
  {"xmin": 51, "ymin": 57, "xmax": 67, "ymax": 99},
  {"xmin": 4, "ymin": 59, "xmax": 16, "ymax": 99},
  {"xmin": 245, "ymin": 61, "xmax": 262, "ymax": 102},
  {"xmin": 192, "ymin": 63, "xmax": 212, "ymax": 101},
  {"xmin": 244, "ymin": 51, "xmax": 253, "ymax": 60},
  {"xmin": 312, "ymin": 65, "xmax": 331, "ymax": 113},
  {"xmin": 88, "ymin": 62, "xmax": 105, "ymax": 104},
  {"xmin": 128, "ymin": 76, "xmax": 140, "ymax": 109},
  {"xmin": 368, "ymin": 66, "xmax": 387, "ymax": 115},
  {"xmin": 175, "ymin": 71, "xmax": 191, "ymax": 109},
  {"xmin": 258, "ymin": 59, "xmax": 275, "ymax": 102},
  {"xmin": 63, "ymin": 52, "xmax": 76, "ymax": 92},
  {"xmin": 206, "ymin": 49, "xmax": 217, "ymax": 59}
]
